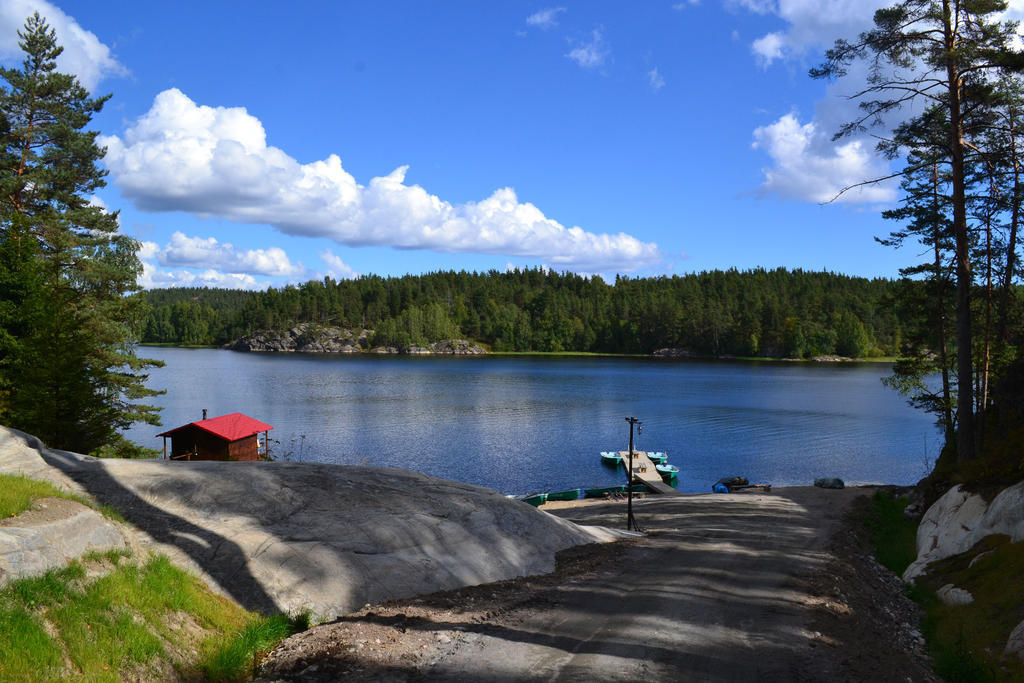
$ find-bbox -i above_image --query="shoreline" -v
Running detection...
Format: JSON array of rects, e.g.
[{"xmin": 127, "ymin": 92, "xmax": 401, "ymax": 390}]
[{"xmin": 138, "ymin": 343, "xmax": 897, "ymax": 363}]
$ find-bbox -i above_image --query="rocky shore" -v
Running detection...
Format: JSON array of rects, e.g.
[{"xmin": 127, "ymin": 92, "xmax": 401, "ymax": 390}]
[{"xmin": 222, "ymin": 323, "xmax": 487, "ymax": 355}]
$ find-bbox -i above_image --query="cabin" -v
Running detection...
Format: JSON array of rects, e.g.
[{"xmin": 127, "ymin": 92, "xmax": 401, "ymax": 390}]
[{"xmin": 157, "ymin": 411, "xmax": 273, "ymax": 461}]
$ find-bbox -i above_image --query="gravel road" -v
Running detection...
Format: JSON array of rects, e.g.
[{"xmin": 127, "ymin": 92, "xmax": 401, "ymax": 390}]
[{"xmin": 259, "ymin": 486, "xmax": 936, "ymax": 682}]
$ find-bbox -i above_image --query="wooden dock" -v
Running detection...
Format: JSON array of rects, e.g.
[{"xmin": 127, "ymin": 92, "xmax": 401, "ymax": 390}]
[{"xmin": 619, "ymin": 451, "xmax": 682, "ymax": 495}]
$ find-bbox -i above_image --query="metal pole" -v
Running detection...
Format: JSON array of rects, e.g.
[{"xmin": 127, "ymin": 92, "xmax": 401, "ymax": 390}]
[{"xmin": 625, "ymin": 416, "xmax": 640, "ymax": 531}]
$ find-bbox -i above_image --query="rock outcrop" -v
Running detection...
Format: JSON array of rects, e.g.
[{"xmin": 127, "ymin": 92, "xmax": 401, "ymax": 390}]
[
  {"xmin": 903, "ymin": 480, "xmax": 1024, "ymax": 582},
  {"xmin": 0, "ymin": 426, "xmax": 622, "ymax": 621},
  {"xmin": 652, "ymin": 348, "xmax": 697, "ymax": 358},
  {"xmin": 0, "ymin": 497, "xmax": 126, "ymax": 585},
  {"xmin": 223, "ymin": 324, "xmax": 370, "ymax": 353},
  {"xmin": 224, "ymin": 324, "xmax": 486, "ymax": 356},
  {"xmin": 1007, "ymin": 620, "xmax": 1024, "ymax": 661},
  {"xmin": 935, "ymin": 583, "xmax": 974, "ymax": 606}
]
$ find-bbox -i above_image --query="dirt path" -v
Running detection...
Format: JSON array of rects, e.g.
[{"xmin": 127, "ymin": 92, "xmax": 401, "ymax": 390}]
[{"xmin": 257, "ymin": 487, "xmax": 936, "ymax": 682}]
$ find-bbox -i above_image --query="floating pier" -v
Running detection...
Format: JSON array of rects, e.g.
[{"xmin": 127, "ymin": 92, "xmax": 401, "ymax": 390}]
[{"xmin": 619, "ymin": 451, "xmax": 682, "ymax": 496}]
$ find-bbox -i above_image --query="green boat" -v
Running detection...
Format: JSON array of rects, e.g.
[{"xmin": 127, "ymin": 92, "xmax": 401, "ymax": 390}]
[
  {"xmin": 656, "ymin": 463, "xmax": 680, "ymax": 480},
  {"xmin": 646, "ymin": 451, "xmax": 668, "ymax": 465},
  {"xmin": 583, "ymin": 484, "xmax": 648, "ymax": 498},
  {"xmin": 600, "ymin": 451, "xmax": 622, "ymax": 466},
  {"xmin": 519, "ymin": 492, "xmax": 548, "ymax": 507},
  {"xmin": 547, "ymin": 488, "xmax": 581, "ymax": 501}
]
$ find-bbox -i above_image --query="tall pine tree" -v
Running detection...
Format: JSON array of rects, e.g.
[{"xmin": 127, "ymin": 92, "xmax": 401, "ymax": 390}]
[
  {"xmin": 812, "ymin": 0, "xmax": 1024, "ymax": 461},
  {"xmin": 0, "ymin": 13, "xmax": 161, "ymax": 454}
]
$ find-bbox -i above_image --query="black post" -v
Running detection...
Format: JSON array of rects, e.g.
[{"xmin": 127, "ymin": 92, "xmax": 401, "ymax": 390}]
[{"xmin": 625, "ymin": 416, "xmax": 640, "ymax": 531}]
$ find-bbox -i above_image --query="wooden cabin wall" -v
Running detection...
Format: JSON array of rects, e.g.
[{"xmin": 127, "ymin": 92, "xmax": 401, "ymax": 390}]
[
  {"xmin": 170, "ymin": 426, "xmax": 229, "ymax": 461},
  {"xmin": 227, "ymin": 435, "xmax": 260, "ymax": 461}
]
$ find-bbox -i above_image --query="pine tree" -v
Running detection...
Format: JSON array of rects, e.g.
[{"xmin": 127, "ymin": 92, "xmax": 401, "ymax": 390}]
[
  {"xmin": 812, "ymin": 0, "xmax": 1024, "ymax": 461},
  {"xmin": 0, "ymin": 13, "xmax": 161, "ymax": 454}
]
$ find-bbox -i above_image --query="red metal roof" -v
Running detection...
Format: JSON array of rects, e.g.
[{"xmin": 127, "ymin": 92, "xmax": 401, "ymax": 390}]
[{"xmin": 157, "ymin": 412, "xmax": 273, "ymax": 441}]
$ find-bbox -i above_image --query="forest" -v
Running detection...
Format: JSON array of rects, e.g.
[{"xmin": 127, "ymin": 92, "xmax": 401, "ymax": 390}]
[{"xmin": 140, "ymin": 268, "xmax": 902, "ymax": 358}]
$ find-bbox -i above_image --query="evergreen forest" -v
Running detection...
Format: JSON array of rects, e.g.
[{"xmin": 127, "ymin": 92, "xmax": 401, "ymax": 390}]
[{"xmin": 140, "ymin": 268, "xmax": 902, "ymax": 358}]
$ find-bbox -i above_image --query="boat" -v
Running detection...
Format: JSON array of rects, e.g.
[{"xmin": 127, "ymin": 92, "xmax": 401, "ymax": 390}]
[
  {"xmin": 547, "ymin": 488, "xmax": 581, "ymax": 501},
  {"xmin": 656, "ymin": 463, "xmax": 679, "ymax": 480},
  {"xmin": 583, "ymin": 483, "xmax": 648, "ymax": 498},
  {"xmin": 600, "ymin": 451, "xmax": 623, "ymax": 466},
  {"xmin": 646, "ymin": 451, "xmax": 667, "ymax": 465},
  {"xmin": 519, "ymin": 492, "xmax": 548, "ymax": 507}
]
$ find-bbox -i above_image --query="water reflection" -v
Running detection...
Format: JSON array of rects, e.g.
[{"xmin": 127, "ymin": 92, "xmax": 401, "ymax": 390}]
[{"xmin": 126, "ymin": 350, "xmax": 941, "ymax": 494}]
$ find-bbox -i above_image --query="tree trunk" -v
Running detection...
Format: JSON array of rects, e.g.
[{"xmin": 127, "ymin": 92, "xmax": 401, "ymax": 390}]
[
  {"xmin": 944, "ymin": 0, "xmax": 975, "ymax": 460},
  {"xmin": 998, "ymin": 110, "xmax": 1020, "ymax": 346},
  {"xmin": 933, "ymin": 163, "xmax": 954, "ymax": 442}
]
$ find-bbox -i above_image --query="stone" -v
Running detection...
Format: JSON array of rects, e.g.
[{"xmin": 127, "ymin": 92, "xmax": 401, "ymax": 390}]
[
  {"xmin": 979, "ymin": 480, "xmax": 1024, "ymax": 543},
  {"xmin": 0, "ymin": 426, "xmax": 626, "ymax": 622},
  {"xmin": 903, "ymin": 480, "xmax": 1024, "ymax": 582},
  {"xmin": 0, "ymin": 498, "xmax": 125, "ymax": 584},
  {"xmin": 1006, "ymin": 620, "xmax": 1024, "ymax": 661},
  {"xmin": 223, "ymin": 325, "xmax": 487, "ymax": 356},
  {"xmin": 814, "ymin": 478, "xmax": 845, "ymax": 489},
  {"xmin": 903, "ymin": 485, "xmax": 988, "ymax": 582},
  {"xmin": 651, "ymin": 348, "xmax": 697, "ymax": 358},
  {"xmin": 936, "ymin": 584, "xmax": 974, "ymax": 606},
  {"xmin": 969, "ymin": 550, "xmax": 995, "ymax": 568}
]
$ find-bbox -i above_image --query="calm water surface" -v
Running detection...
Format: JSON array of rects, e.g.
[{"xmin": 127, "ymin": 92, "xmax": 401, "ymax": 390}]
[{"xmin": 125, "ymin": 348, "xmax": 942, "ymax": 495}]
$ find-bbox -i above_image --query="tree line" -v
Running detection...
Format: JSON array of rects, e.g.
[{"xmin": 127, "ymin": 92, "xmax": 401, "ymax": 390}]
[{"xmin": 141, "ymin": 268, "xmax": 904, "ymax": 358}]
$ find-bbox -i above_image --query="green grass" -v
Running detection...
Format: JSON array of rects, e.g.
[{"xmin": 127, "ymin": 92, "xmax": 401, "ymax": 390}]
[
  {"xmin": 201, "ymin": 612, "xmax": 308, "ymax": 681},
  {"xmin": 914, "ymin": 536, "xmax": 1024, "ymax": 682},
  {"xmin": 864, "ymin": 489, "xmax": 1024, "ymax": 681},
  {"xmin": 0, "ymin": 473, "xmax": 83, "ymax": 519},
  {"xmin": 859, "ymin": 491, "xmax": 1024, "ymax": 680},
  {"xmin": 0, "ymin": 552, "xmax": 304, "ymax": 681},
  {"xmin": 863, "ymin": 490, "xmax": 919, "ymax": 575},
  {"xmin": 0, "ymin": 472, "xmax": 127, "ymax": 524}
]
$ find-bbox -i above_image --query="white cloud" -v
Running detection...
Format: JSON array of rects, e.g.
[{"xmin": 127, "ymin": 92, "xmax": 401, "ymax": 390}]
[
  {"xmin": 751, "ymin": 112, "xmax": 896, "ymax": 203},
  {"xmin": 741, "ymin": 1, "xmax": 909, "ymax": 204},
  {"xmin": 566, "ymin": 28, "xmax": 609, "ymax": 69},
  {"xmin": 526, "ymin": 7, "xmax": 566, "ymax": 30},
  {"xmin": 742, "ymin": 0, "xmax": 887, "ymax": 67},
  {"xmin": 647, "ymin": 67, "xmax": 665, "ymax": 92},
  {"xmin": 137, "ymin": 240, "xmax": 160, "ymax": 261},
  {"xmin": 133, "ymin": 232, "xmax": 304, "ymax": 290},
  {"xmin": 136, "ymin": 258, "xmax": 269, "ymax": 291},
  {"xmin": 672, "ymin": 1, "xmax": 701, "ymax": 9},
  {"xmin": 155, "ymin": 231, "xmax": 305, "ymax": 277},
  {"xmin": 102, "ymin": 88, "xmax": 660, "ymax": 272},
  {"xmin": 0, "ymin": 0, "xmax": 127, "ymax": 90},
  {"xmin": 320, "ymin": 250, "xmax": 359, "ymax": 280},
  {"xmin": 751, "ymin": 32, "xmax": 784, "ymax": 67},
  {"xmin": 727, "ymin": 0, "xmax": 776, "ymax": 15}
]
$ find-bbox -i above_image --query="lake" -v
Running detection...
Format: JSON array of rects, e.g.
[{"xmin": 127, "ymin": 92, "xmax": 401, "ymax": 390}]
[{"xmin": 124, "ymin": 348, "xmax": 942, "ymax": 495}]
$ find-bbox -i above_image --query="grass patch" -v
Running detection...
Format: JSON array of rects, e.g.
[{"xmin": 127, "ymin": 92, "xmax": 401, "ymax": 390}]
[
  {"xmin": 0, "ymin": 552, "xmax": 304, "ymax": 680},
  {"xmin": 914, "ymin": 536, "xmax": 1024, "ymax": 682},
  {"xmin": 859, "ymin": 490, "xmax": 1022, "ymax": 680},
  {"xmin": 0, "ymin": 472, "xmax": 126, "ymax": 523},
  {"xmin": 863, "ymin": 490, "xmax": 919, "ymax": 575},
  {"xmin": 201, "ymin": 612, "xmax": 308, "ymax": 681},
  {"xmin": 0, "ymin": 473, "xmax": 82, "ymax": 519}
]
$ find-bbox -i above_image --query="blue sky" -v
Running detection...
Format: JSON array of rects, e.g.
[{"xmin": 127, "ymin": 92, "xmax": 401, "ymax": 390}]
[{"xmin": 5, "ymin": 0, "xmax": 1023, "ymax": 289}]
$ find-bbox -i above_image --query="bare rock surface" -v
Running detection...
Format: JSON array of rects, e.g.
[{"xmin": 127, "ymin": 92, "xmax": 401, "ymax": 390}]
[
  {"xmin": 1007, "ymin": 620, "xmax": 1024, "ymax": 661},
  {"xmin": 223, "ymin": 324, "xmax": 371, "ymax": 353},
  {"xmin": 936, "ymin": 583, "xmax": 974, "ymax": 606},
  {"xmin": 0, "ymin": 497, "xmax": 126, "ymax": 584},
  {"xmin": 0, "ymin": 426, "xmax": 622, "ymax": 621},
  {"xmin": 223, "ymin": 323, "xmax": 485, "ymax": 356},
  {"xmin": 904, "ymin": 481, "xmax": 1024, "ymax": 582}
]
